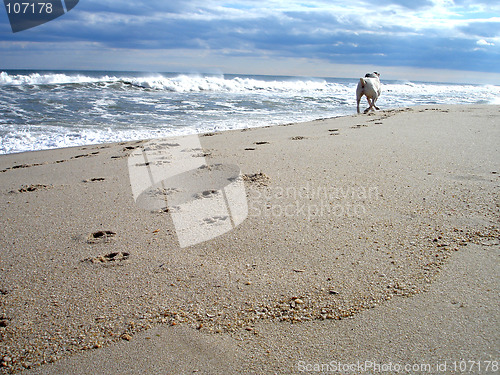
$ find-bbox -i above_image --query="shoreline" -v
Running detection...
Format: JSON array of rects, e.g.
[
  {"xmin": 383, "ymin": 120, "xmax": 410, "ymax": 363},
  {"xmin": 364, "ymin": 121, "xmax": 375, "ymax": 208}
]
[
  {"xmin": 1, "ymin": 99, "xmax": 499, "ymax": 156},
  {"xmin": 1, "ymin": 104, "xmax": 498, "ymax": 373}
]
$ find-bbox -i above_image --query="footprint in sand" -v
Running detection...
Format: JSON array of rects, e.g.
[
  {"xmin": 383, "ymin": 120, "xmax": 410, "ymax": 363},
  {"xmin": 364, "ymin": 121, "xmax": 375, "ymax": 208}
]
[
  {"xmin": 203, "ymin": 216, "xmax": 229, "ymax": 224},
  {"xmin": 243, "ymin": 172, "xmax": 270, "ymax": 187},
  {"xmin": 86, "ymin": 251, "xmax": 130, "ymax": 264},
  {"xmin": 82, "ymin": 177, "xmax": 105, "ymax": 183},
  {"xmin": 290, "ymin": 136, "xmax": 306, "ymax": 140},
  {"xmin": 328, "ymin": 129, "xmax": 340, "ymax": 136},
  {"xmin": 13, "ymin": 184, "xmax": 51, "ymax": 193},
  {"xmin": 1, "ymin": 163, "xmax": 44, "ymax": 173},
  {"xmin": 86, "ymin": 230, "xmax": 116, "ymax": 244},
  {"xmin": 194, "ymin": 190, "xmax": 219, "ymax": 199},
  {"xmin": 72, "ymin": 152, "xmax": 98, "ymax": 159}
]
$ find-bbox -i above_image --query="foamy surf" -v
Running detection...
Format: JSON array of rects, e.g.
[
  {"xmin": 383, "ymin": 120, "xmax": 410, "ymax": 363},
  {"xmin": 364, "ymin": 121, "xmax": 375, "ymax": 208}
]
[{"xmin": 1, "ymin": 70, "xmax": 499, "ymax": 154}]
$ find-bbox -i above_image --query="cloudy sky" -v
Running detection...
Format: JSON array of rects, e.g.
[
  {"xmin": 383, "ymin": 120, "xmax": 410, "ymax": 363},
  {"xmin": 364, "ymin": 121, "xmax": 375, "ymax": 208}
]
[{"xmin": 1, "ymin": 0, "xmax": 499, "ymax": 83}]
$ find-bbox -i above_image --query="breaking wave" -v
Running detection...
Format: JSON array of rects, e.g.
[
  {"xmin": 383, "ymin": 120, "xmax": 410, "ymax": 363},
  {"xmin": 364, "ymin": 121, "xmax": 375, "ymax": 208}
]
[{"xmin": 1, "ymin": 70, "xmax": 499, "ymax": 154}]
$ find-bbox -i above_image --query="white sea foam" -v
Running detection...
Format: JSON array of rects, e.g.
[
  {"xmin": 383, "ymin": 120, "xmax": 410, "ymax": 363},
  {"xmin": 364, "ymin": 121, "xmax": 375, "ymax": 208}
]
[
  {"xmin": 0, "ymin": 71, "xmax": 119, "ymax": 86},
  {"xmin": 1, "ymin": 71, "xmax": 499, "ymax": 154},
  {"xmin": 0, "ymin": 71, "xmax": 346, "ymax": 94},
  {"xmin": 1, "ymin": 71, "xmax": 498, "ymax": 98}
]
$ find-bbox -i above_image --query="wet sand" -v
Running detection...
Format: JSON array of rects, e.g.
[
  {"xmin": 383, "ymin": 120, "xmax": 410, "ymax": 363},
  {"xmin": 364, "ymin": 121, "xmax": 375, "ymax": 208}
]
[{"xmin": 0, "ymin": 105, "xmax": 499, "ymax": 373}]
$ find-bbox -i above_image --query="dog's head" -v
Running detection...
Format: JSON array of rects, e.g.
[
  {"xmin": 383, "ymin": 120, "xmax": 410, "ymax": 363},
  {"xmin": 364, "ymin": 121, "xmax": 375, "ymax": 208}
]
[{"xmin": 365, "ymin": 72, "xmax": 380, "ymax": 78}]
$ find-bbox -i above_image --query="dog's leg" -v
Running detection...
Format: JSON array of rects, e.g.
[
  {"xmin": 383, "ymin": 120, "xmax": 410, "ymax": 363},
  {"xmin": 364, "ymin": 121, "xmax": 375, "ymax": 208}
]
[
  {"xmin": 356, "ymin": 78, "xmax": 367, "ymax": 114},
  {"xmin": 373, "ymin": 95, "xmax": 380, "ymax": 110},
  {"xmin": 364, "ymin": 97, "xmax": 373, "ymax": 114}
]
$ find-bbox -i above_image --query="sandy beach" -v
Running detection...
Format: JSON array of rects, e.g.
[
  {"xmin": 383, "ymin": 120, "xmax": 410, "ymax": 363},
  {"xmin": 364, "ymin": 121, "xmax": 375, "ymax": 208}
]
[{"xmin": 0, "ymin": 105, "xmax": 499, "ymax": 374}]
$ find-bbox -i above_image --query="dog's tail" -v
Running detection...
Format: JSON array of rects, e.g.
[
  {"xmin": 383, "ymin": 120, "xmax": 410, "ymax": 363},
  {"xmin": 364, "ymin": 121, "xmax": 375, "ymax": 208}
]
[{"xmin": 359, "ymin": 78, "xmax": 366, "ymax": 88}]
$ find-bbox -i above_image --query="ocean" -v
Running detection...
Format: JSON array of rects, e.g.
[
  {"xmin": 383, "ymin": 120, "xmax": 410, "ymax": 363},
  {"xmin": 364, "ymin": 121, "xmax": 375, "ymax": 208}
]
[{"xmin": 1, "ymin": 70, "xmax": 499, "ymax": 155}]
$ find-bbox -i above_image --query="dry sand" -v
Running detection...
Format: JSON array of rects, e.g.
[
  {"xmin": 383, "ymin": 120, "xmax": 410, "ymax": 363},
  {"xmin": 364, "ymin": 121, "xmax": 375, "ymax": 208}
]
[{"xmin": 0, "ymin": 105, "xmax": 498, "ymax": 374}]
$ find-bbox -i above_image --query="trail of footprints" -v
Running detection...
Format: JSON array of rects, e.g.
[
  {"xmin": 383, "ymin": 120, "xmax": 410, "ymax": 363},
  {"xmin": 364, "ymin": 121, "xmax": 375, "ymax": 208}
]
[
  {"xmin": 6, "ymin": 109, "xmax": 451, "ymax": 272},
  {"xmin": 1, "ymin": 141, "xmax": 145, "ymax": 173},
  {"xmin": 0, "ymin": 152, "xmax": 99, "ymax": 173},
  {"xmin": 83, "ymin": 231, "xmax": 131, "ymax": 265},
  {"xmin": 241, "ymin": 108, "xmax": 414, "ymax": 148}
]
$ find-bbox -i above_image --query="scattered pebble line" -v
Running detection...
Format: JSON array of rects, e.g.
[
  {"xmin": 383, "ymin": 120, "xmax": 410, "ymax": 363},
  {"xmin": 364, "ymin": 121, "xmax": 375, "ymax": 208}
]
[
  {"xmin": 0, "ymin": 227, "xmax": 497, "ymax": 372},
  {"xmin": 159, "ymin": 227, "xmax": 499, "ymax": 335}
]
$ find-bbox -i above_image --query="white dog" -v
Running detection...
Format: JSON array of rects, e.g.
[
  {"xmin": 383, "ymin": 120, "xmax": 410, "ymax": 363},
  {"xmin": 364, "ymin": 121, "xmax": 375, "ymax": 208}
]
[{"xmin": 356, "ymin": 72, "xmax": 381, "ymax": 114}]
